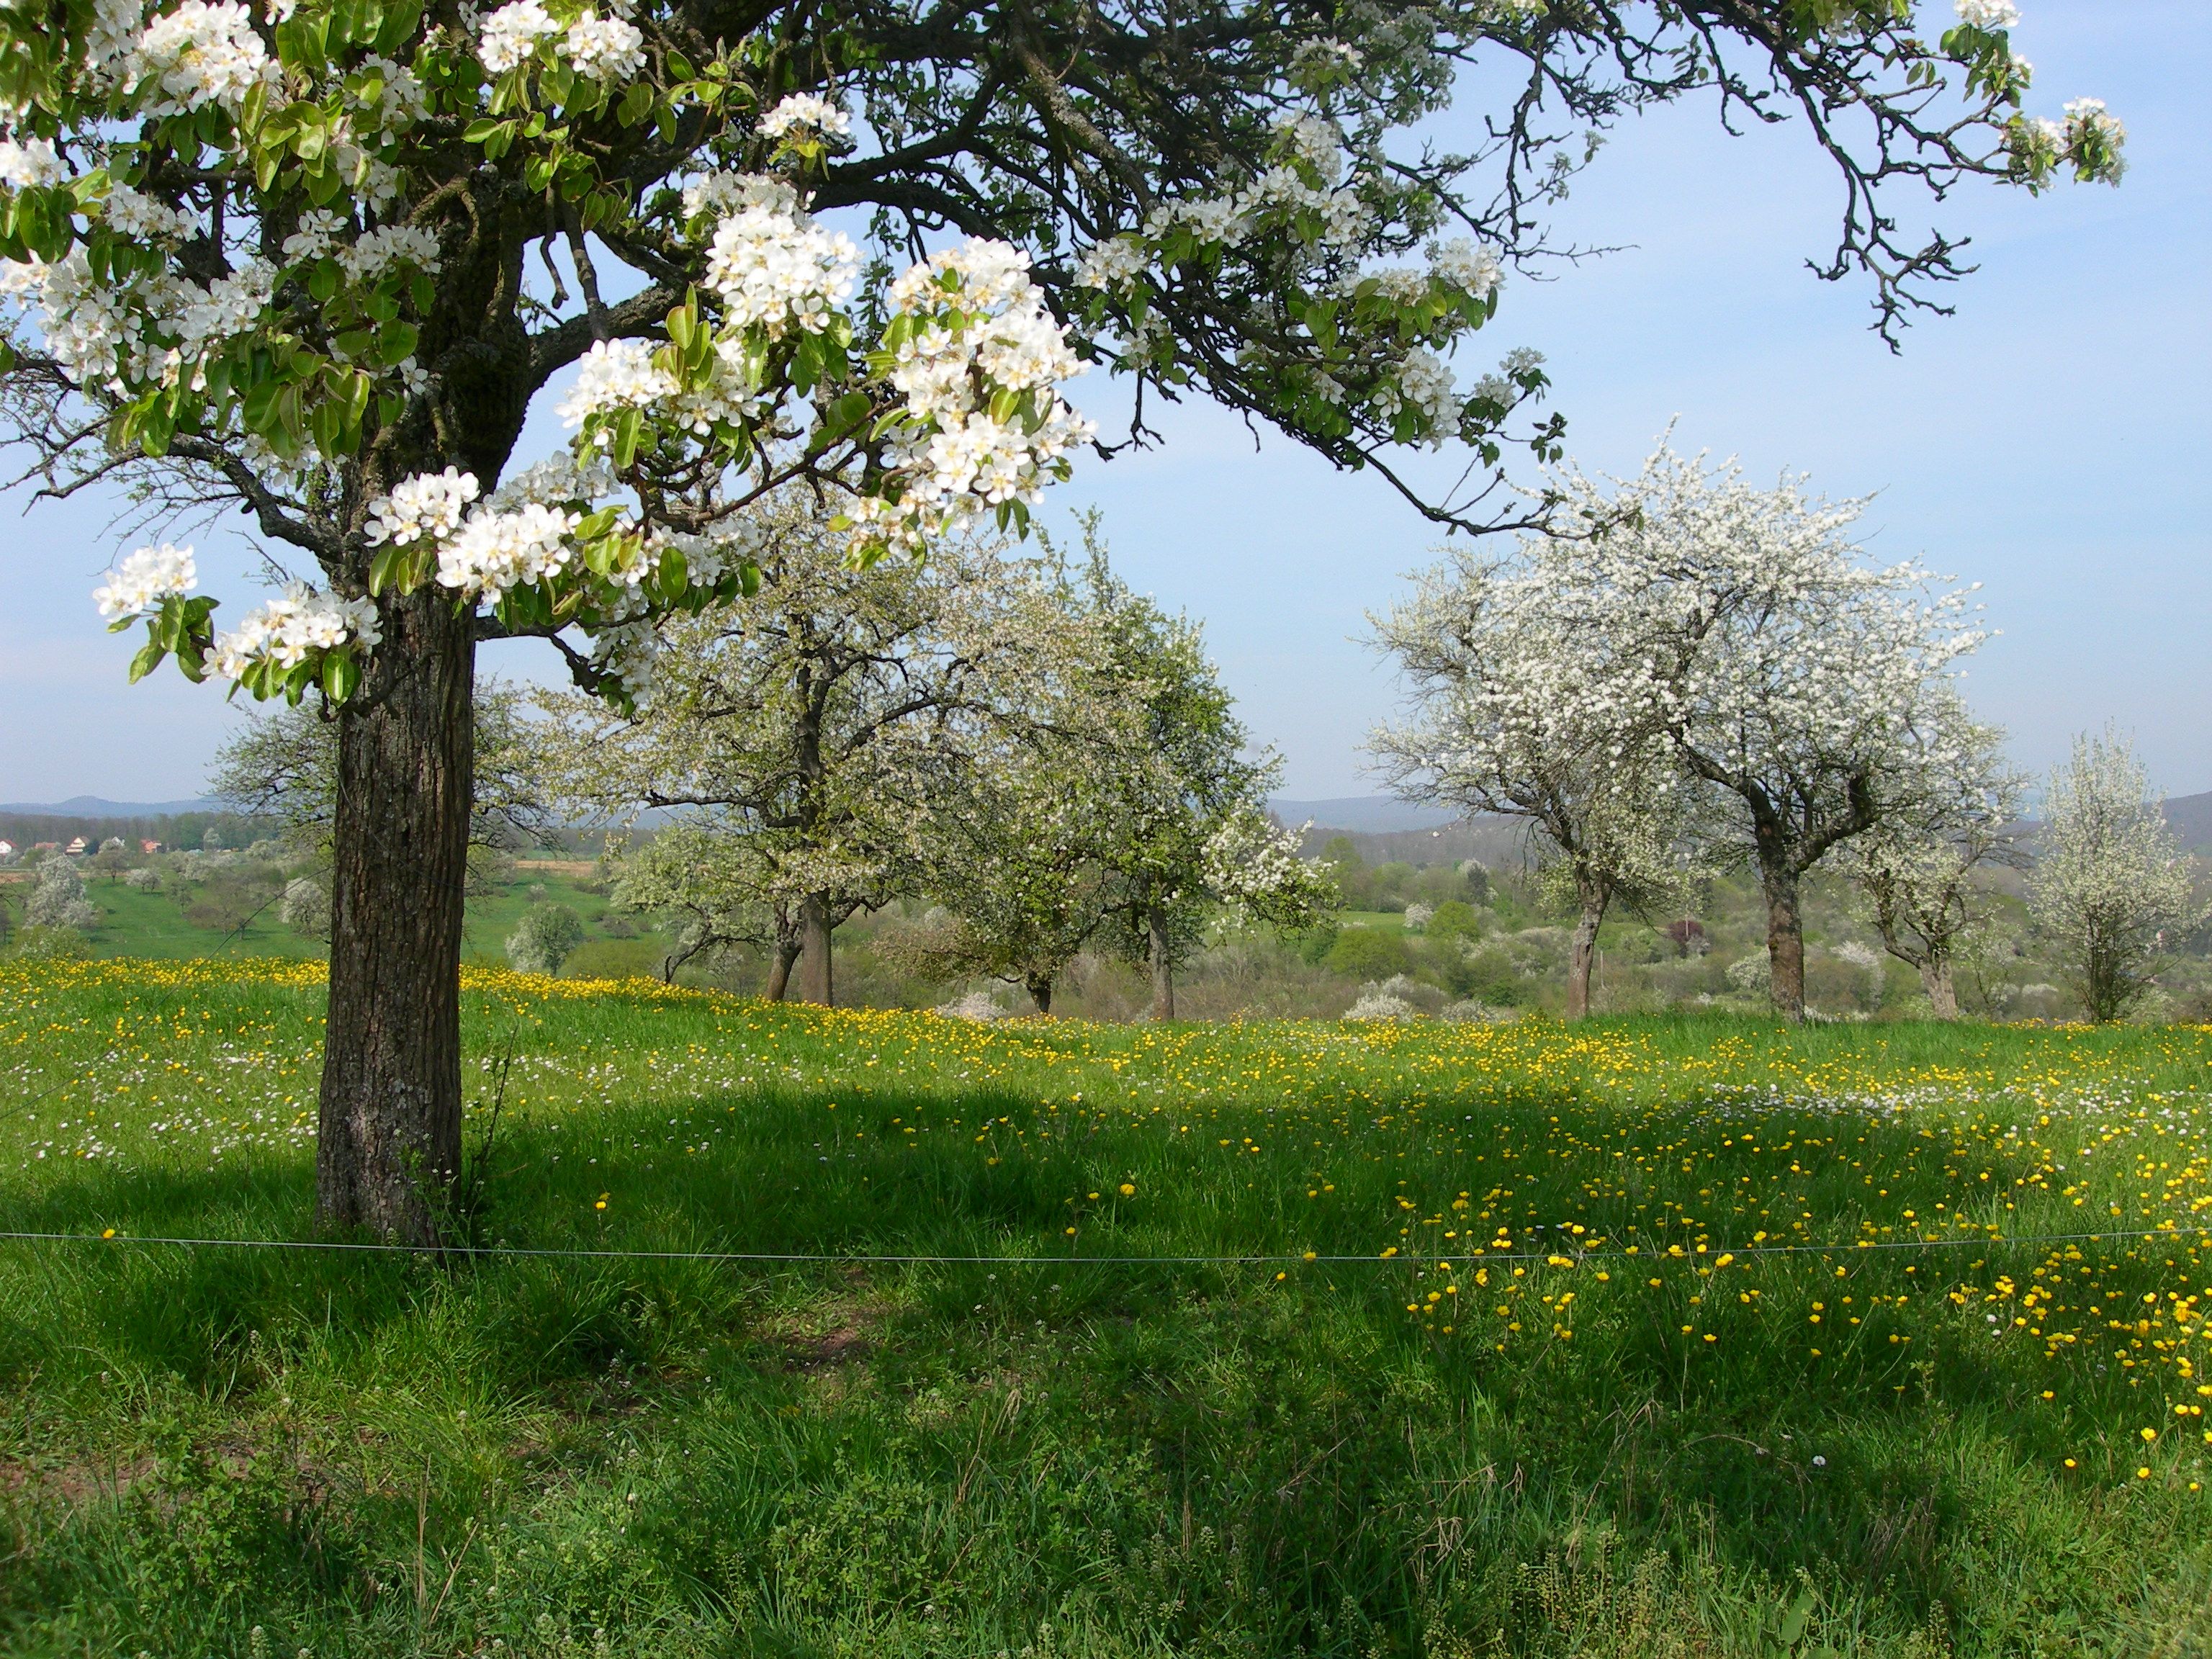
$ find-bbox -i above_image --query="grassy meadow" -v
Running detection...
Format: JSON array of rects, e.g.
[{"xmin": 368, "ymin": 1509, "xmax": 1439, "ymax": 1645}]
[{"xmin": 3, "ymin": 960, "xmax": 2211, "ymax": 1656}]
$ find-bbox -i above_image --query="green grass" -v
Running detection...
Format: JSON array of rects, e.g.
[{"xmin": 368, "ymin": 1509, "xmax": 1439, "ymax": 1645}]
[
  {"xmin": 3, "ymin": 959, "xmax": 2211, "ymax": 1657},
  {"xmin": 56, "ymin": 868, "xmax": 652, "ymax": 968}
]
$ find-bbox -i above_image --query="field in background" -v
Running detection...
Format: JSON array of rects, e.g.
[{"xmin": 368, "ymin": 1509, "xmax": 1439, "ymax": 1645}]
[{"xmin": 4, "ymin": 960, "xmax": 2211, "ymax": 1655}]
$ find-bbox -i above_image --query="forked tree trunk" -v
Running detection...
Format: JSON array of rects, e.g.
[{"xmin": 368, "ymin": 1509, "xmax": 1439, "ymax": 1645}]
[
  {"xmin": 793, "ymin": 891, "xmax": 834, "ymax": 1005},
  {"xmin": 316, "ymin": 590, "xmax": 475, "ymax": 1244},
  {"xmin": 1918, "ymin": 958, "xmax": 1960, "ymax": 1020},
  {"xmin": 1147, "ymin": 905, "xmax": 1175, "ymax": 1022},
  {"xmin": 1761, "ymin": 863, "xmax": 1806, "ymax": 1022},
  {"xmin": 1565, "ymin": 889, "xmax": 1609, "ymax": 1020},
  {"xmin": 763, "ymin": 938, "xmax": 802, "ymax": 1002},
  {"xmin": 1028, "ymin": 976, "xmax": 1053, "ymax": 1015}
]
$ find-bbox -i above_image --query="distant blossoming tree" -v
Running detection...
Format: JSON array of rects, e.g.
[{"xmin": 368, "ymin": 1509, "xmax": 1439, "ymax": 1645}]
[
  {"xmin": 0, "ymin": 0, "xmax": 2123, "ymax": 1235},
  {"xmin": 2029, "ymin": 727, "xmax": 2203, "ymax": 1023},
  {"xmin": 1842, "ymin": 706, "xmax": 2024, "ymax": 1018},
  {"xmin": 1503, "ymin": 446, "xmax": 1992, "ymax": 1020},
  {"xmin": 1370, "ymin": 547, "xmax": 1698, "ymax": 1018}
]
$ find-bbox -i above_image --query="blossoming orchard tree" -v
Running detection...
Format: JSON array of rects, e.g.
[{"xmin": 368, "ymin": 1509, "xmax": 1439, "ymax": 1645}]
[
  {"xmin": 0, "ymin": 0, "xmax": 2122, "ymax": 1236},
  {"xmin": 1529, "ymin": 446, "xmax": 1992, "ymax": 1021},
  {"xmin": 1369, "ymin": 549, "xmax": 1699, "ymax": 1020}
]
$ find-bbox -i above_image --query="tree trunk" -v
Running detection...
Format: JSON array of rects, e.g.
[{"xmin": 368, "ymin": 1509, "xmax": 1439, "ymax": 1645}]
[
  {"xmin": 1146, "ymin": 905, "xmax": 1175, "ymax": 1022},
  {"xmin": 1918, "ymin": 958, "xmax": 1959, "ymax": 1020},
  {"xmin": 1761, "ymin": 863, "xmax": 1806, "ymax": 1022},
  {"xmin": 1565, "ymin": 890, "xmax": 1609, "ymax": 1020},
  {"xmin": 793, "ymin": 891, "xmax": 834, "ymax": 1005},
  {"xmin": 1028, "ymin": 975, "xmax": 1053, "ymax": 1015},
  {"xmin": 763, "ymin": 938, "xmax": 802, "ymax": 1002},
  {"xmin": 316, "ymin": 590, "xmax": 474, "ymax": 1244}
]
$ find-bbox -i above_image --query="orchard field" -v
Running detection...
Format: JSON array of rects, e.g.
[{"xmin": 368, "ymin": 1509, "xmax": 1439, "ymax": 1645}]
[{"xmin": 4, "ymin": 961, "xmax": 2211, "ymax": 1657}]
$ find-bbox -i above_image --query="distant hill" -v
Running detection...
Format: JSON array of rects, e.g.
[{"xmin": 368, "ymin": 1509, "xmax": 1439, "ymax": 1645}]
[
  {"xmin": 1, "ymin": 796, "xmax": 219, "ymax": 817},
  {"xmin": 2165, "ymin": 790, "xmax": 2212, "ymax": 854},
  {"xmin": 1270, "ymin": 796, "xmax": 1457, "ymax": 834}
]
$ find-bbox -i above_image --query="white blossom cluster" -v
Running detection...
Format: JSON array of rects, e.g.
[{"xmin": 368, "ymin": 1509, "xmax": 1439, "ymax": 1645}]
[
  {"xmin": 587, "ymin": 619, "xmax": 658, "ymax": 698},
  {"xmin": 349, "ymin": 53, "xmax": 430, "ymax": 128},
  {"xmin": 564, "ymin": 12, "xmax": 646, "ymax": 80},
  {"xmin": 679, "ymin": 169, "xmax": 795, "ymax": 222},
  {"xmin": 757, "ymin": 91, "xmax": 851, "ymax": 142},
  {"xmin": 476, "ymin": 0, "xmax": 558, "ymax": 73},
  {"xmin": 486, "ymin": 451, "xmax": 617, "ymax": 511},
  {"xmin": 436, "ymin": 501, "xmax": 583, "ymax": 601},
  {"xmin": 210, "ymin": 583, "xmax": 382, "ymax": 678},
  {"xmin": 103, "ymin": 183, "xmax": 197, "ymax": 243},
  {"xmin": 1200, "ymin": 809, "xmax": 1323, "ymax": 913},
  {"xmin": 0, "ymin": 238, "xmax": 280, "ymax": 393},
  {"xmin": 853, "ymin": 240, "xmax": 1094, "ymax": 554},
  {"xmin": 281, "ymin": 214, "xmax": 441, "ymax": 284},
  {"xmin": 1954, "ymin": 0, "xmax": 2020, "ymax": 28},
  {"xmin": 0, "ymin": 136, "xmax": 66, "ymax": 188},
  {"xmin": 91, "ymin": 541, "xmax": 197, "ymax": 619},
  {"xmin": 701, "ymin": 191, "xmax": 859, "ymax": 338},
  {"xmin": 1370, "ymin": 346, "xmax": 1459, "ymax": 444},
  {"xmin": 1073, "ymin": 235, "xmax": 1148, "ymax": 293},
  {"xmin": 126, "ymin": 0, "xmax": 279, "ymax": 116},
  {"xmin": 476, "ymin": 0, "xmax": 644, "ymax": 81},
  {"xmin": 556, "ymin": 338, "xmax": 679, "ymax": 426},
  {"xmin": 363, "ymin": 467, "xmax": 480, "ymax": 547}
]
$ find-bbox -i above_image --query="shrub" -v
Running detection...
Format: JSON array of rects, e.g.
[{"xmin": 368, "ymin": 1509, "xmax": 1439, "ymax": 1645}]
[
  {"xmin": 1426, "ymin": 900, "xmax": 1480, "ymax": 945},
  {"xmin": 26, "ymin": 860, "xmax": 99, "ymax": 933},
  {"xmin": 508, "ymin": 904, "xmax": 587, "ymax": 975},
  {"xmin": 1325, "ymin": 927, "xmax": 1413, "ymax": 980},
  {"xmin": 1403, "ymin": 902, "xmax": 1434, "ymax": 932},
  {"xmin": 123, "ymin": 866, "xmax": 162, "ymax": 890},
  {"xmin": 280, "ymin": 876, "xmax": 331, "ymax": 938},
  {"xmin": 10, "ymin": 925, "xmax": 92, "ymax": 961},
  {"xmin": 1725, "ymin": 953, "xmax": 1772, "ymax": 996}
]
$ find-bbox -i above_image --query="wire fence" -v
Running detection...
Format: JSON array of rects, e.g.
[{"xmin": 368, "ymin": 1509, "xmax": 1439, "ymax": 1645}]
[{"xmin": 1, "ymin": 1223, "xmax": 2206, "ymax": 1271}]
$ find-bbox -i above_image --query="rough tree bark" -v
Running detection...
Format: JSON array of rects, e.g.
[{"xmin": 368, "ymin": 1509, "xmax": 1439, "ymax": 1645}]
[
  {"xmin": 1565, "ymin": 885, "xmax": 1609, "ymax": 1020},
  {"xmin": 794, "ymin": 891, "xmax": 835, "ymax": 1005},
  {"xmin": 1918, "ymin": 959, "xmax": 1960, "ymax": 1020},
  {"xmin": 1028, "ymin": 976, "xmax": 1054, "ymax": 1015},
  {"xmin": 1761, "ymin": 864, "xmax": 1807, "ymax": 1022},
  {"xmin": 315, "ymin": 590, "xmax": 475, "ymax": 1243},
  {"xmin": 1146, "ymin": 905, "xmax": 1175, "ymax": 1022},
  {"xmin": 763, "ymin": 939, "xmax": 803, "ymax": 1002}
]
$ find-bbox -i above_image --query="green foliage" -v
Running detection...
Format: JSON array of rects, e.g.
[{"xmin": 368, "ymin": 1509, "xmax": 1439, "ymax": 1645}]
[
  {"xmin": 508, "ymin": 903, "xmax": 587, "ymax": 975},
  {"xmin": 1324, "ymin": 927, "xmax": 1413, "ymax": 980}
]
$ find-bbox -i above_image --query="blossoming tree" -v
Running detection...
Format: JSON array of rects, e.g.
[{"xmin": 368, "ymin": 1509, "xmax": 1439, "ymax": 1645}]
[
  {"xmin": 1841, "ymin": 705, "xmax": 2023, "ymax": 1017},
  {"xmin": 0, "ymin": 0, "xmax": 2122, "ymax": 1234},
  {"xmin": 1369, "ymin": 549, "xmax": 1697, "ymax": 1019},
  {"xmin": 542, "ymin": 493, "xmax": 1087, "ymax": 1006},
  {"xmin": 1519, "ymin": 447, "xmax": 1992, "ymax": 1021},
  {"xmin": 2029, "ymin": 727, "xmax": 2204, "ymax": 1023}
]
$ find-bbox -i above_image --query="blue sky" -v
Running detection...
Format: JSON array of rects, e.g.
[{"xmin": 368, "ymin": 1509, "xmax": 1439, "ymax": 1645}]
[{"xmin": 3, "ymin": 0, "xmax": 2203, "ymax": 804}]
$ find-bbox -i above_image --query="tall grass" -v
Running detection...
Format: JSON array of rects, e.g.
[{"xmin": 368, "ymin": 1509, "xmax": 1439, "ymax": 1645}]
[{"xmin": 2, "ymin": 961, "xmax": 2209, "ymax": 1657}]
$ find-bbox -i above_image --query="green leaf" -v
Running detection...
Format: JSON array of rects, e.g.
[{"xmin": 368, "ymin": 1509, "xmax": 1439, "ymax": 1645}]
[
  {"xmin": 374, "ymin": 0, "xmax": 423, "ymax": 55},
  {"xmin": 321, "ymin": 650, "xmax": 361, "ymax": 702},
  {"xmin": 127, "ymin": 636, "xmax": 168, "ymax": 683},
  {"xmin": 374, "ymin": 319, "xmax": 418, "ymax": 367},
  {"xmin": 307, "ymin": 258, "xmax": 339, "ymax": 302},
  {"xmin": 612, "ymin": 406, "xmax": 642, "ymax": 469}
]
